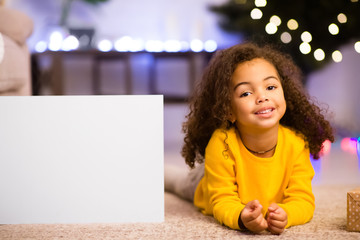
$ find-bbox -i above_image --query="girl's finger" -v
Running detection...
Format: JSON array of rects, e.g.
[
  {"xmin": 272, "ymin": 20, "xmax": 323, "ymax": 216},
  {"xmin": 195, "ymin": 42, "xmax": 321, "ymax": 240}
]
[
  {"xmin": 268, "ymin": 218, "xmax": 286, "ymax": 229},
  {"xmin": 268, "ymin": 212, "xmax": 287, "ymax": 221},
  {"xmin": 268, "ymin": 203, "xmax": 279, "ymax": 213}
]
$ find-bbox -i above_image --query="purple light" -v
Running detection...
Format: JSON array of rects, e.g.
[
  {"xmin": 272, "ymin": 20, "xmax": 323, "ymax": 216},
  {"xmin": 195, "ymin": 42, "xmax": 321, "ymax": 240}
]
[
  {"xmin": 341, "ymin": 137, "xmax": 358, "ymax": 154},
  {"xmin": 357, "ymin": 137, "xmax": 360, "ymax": 159}
]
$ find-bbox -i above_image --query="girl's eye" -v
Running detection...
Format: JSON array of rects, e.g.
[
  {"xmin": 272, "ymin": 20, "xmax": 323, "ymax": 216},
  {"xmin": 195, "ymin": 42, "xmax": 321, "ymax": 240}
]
[
  {"xmin": 240, "ymin": 92, "xmax": 251, "ymax": 97},
  {"xmin": 267, "ymin": 86, "xmax": 276, "ymax": 90}
]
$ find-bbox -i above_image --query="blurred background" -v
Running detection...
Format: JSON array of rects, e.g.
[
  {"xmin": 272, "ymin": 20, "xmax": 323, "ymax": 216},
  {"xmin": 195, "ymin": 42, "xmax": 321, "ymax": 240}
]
[{"xmin": 3, "ymin": 0, "xmax": 360, "ymax": 182}]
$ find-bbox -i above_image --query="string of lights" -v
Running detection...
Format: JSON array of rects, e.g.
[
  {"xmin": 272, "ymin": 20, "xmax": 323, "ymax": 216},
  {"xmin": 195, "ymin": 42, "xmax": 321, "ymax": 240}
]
[
  {"xmin": 34, "ymin": 34, "xmax": 218, "ymax": 53},
  {"xmin": 210, "ymin": 0, "xmax": 360, "ymax": 76}
]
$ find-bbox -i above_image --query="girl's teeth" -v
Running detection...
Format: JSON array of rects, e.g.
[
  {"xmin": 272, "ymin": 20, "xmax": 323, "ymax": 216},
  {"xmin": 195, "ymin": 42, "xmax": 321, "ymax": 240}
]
[{"xmin": 258, "ymin": 109, "xmax": 272, "ymax": 114}]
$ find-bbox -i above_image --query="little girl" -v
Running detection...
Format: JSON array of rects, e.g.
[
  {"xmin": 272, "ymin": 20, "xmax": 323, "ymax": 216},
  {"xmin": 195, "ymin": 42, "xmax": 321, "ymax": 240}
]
[{"xmin": 165, "ymin": 42, "xmax": 334, "ymax": 234}]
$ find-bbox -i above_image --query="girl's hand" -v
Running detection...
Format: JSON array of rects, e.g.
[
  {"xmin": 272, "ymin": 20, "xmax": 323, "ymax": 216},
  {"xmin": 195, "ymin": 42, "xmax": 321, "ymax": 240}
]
[
  {"xmin": 240, "ymin": 200, "xmax": 268, "ymax": 233},
  {"xmin": 266, "ymin": 203, "xmax": 288, "ymax": 234}
]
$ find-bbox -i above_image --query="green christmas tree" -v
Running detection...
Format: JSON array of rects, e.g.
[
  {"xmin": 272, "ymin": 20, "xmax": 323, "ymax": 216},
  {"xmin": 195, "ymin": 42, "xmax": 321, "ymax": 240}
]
[{"xmin": 209, "ymin": 0, "xmax": 360, "ymax": 77}]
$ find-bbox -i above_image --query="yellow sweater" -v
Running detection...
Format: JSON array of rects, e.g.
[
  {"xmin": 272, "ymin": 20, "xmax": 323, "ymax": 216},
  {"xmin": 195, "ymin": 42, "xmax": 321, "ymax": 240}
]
[{"xmin": 194, "ymin": 125, "xmax": 315, "ymax": 230}]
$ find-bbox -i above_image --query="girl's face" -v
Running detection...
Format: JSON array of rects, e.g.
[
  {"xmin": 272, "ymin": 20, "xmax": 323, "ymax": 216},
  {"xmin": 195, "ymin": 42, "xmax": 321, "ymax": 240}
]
[{"xmin": 230, "ymin": 58, "xmax": 286, "ymax": 133}]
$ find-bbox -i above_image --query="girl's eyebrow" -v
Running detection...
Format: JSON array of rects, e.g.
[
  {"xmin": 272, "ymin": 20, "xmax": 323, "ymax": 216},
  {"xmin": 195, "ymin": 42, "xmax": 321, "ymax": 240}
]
[
  {"xmin": 233, "ymin": 75, "xmax": 279, "ymax": 91},
  {"xmin": 233, "ymin": 82, "xmax": 250, "ymax": 91}
]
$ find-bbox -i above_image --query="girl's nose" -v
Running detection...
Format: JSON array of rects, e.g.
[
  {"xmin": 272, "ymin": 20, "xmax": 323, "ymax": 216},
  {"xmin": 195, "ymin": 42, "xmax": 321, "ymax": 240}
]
[{"xmin": 256, "ymin": 95, "xmax": 269, "ymax": 104}]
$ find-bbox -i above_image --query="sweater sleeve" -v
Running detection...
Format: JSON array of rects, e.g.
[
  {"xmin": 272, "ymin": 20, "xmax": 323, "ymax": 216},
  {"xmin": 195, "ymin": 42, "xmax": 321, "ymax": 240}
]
[
  {"xmin": 277, "ymin": 147, "xmax": 315, "ymax": 228},
  {"xmin": 204, "ymin": 130, "xmax": 245, "ymax": 230}
]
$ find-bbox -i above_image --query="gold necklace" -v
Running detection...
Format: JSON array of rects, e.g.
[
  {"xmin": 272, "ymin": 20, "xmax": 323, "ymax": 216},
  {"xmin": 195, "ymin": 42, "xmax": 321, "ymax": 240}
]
[{"xmin": 244, "ymin": 144, "xmax": 277, "ymax": 154}]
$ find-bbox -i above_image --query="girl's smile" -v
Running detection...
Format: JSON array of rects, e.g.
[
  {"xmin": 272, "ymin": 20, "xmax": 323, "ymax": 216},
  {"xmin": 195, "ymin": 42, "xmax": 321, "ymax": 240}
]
[{"xmin": 254, "ymin": 107, "xmax": 275, "ymax": 117}]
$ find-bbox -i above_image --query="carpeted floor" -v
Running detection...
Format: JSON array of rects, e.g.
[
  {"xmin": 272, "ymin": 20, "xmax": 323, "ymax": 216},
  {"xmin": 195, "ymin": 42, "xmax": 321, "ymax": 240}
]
[{"xmin": 0, "ymin": 185, "xmax": 359, "ymax": 239}]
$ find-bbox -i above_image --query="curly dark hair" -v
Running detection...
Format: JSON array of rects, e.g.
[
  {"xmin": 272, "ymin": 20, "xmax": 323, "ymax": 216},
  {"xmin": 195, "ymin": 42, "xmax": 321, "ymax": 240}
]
[{"xmin": 182, "ymin": 42, "xmax": 334, "ymax": 168}]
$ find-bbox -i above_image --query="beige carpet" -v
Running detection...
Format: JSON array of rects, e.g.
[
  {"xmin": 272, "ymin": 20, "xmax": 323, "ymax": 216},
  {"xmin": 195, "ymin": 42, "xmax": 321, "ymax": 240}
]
[{"xmin": 1, "ymin": 185, "xmax": 359, "ymax": 240}]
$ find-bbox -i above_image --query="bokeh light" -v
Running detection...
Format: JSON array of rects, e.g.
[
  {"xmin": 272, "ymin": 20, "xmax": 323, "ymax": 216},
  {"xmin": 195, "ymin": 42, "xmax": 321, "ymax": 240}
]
[
  {"xmin": 190, "ymin": 39, "xmax": 204, "ymax": 52},
  {"xmin": 114, "ymin": 36, "xmax": 133, "ymax": 52},
  {"xmin": 129, "ymin": 38, "xmax": 145, "ymax": 52},
  {"xmin": 97, "ymin": 39, "xmax": 113, "ymax": 52},
  {"xmin": 250, "ymin": 8, "xmax": 263, "ymax": 19},
  {"xmin": 332, "ymin": 50, "xmax": 343, "ymax": 62},
  {"xmin": 48, "ymin": 31, "xmax": 64, "ymax": 51},
  {"xmin": 270, "ymin": 15, "xmax": 281, "ymax": 26},
  {"xmin": 164, "ymin": 40, "xmax": 182, "ymax": 52},
  {"xmin": 299, "ymin": 42, "xmax": 311, "ymax": 54},
  {"xmin": 280, "ymin": 32, "xmax": 292, "ymax": 43},
  {"xmin": 145, "ymin": 40, "xmax": 164, "ymax": 52},
  {"xmin": 314, "ymin": 48, "xmax": 325, "ymax": 61},
  {"xmin": 287, "ymin": 19, "xmax": 299, "ymax": 30},
  {"xmin": 254, "ymin": 0, "xmax": 267, "ymax": 7},
  {"xmin": 265, "ymin": 22, "xmax": 277, "ymax": 34},
  {"xmin": 320, "ymin": 139, "xmax": 332, "ymax": 155},
  {"xmin": 62, "ymin": 35, "xmax": 79, "ymax": 51},
  {"xmin": 328, "ymin": 23, "xmax": 339, "ymax": 35},
  {"xmin": 341, "ymin": 138, "xmax": 358, "ymax": 154},
  {"xmin": 357, "ymin": 137, "xmax": 360, "ymax": 159},
  {"xmin": 354, "ymin": 41, "xmax": 360, "ymax": 53},
  {"xmin": 301, "ymin": 31, "xmax": 312, "ymax": 43},
  {"xmin": 204, "ymin": 40, "xmax": 217, "ymax": 52},
  {"xmin": 337, "ymin": 13, "xmax": 347, "ymax": 23}
]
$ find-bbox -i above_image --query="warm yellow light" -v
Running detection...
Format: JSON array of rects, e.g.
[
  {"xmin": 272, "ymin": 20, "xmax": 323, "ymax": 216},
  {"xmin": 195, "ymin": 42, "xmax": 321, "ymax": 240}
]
[
  {"xmin": 354, "ymin": 41, "xmax": 360, "ymax": 53},
  {"xmin": 270, "ymin": 15, "xmax": 281, "ymax": 26},
  {"xmin": 337, "ymin": 13, "xmax": 347, "ymax": 23},
  {"xmin": 301, "ymin": 31, "xmax": 312, "ymax": 43},
  {"xmin": 280, "ymin": 32, "xmax": 292, "ymax": 44},
  {"xmin": 299, "ymin": 42, "xmax": 311, "ymax": 54},
  {"xmin": 254, "ymin": 0, "xmax": 267, "ymax": 7},
  {"xmin": 287, "ymin": 19, "xmax": 298, "ymax": 30},
  {"xmin": 328, "ymin": 23, "xmax": 339, "ymax": 35},
  {"xmin": 332, "ymin": 50, "xmax": 342, "ymax": 62},
  {"xmin": 314, "ymin": 49, "xmax": 325, "ymax": 61},
  {"xmin": 250, "ymin": 8, "xmax": 263, "ymax": 19}
]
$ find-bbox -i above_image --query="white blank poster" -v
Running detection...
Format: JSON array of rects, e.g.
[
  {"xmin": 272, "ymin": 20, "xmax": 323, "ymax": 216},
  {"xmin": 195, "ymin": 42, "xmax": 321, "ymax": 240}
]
[{"xmin": 0, "ymin": 95, "xmax": 164, "ymax": 224}]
